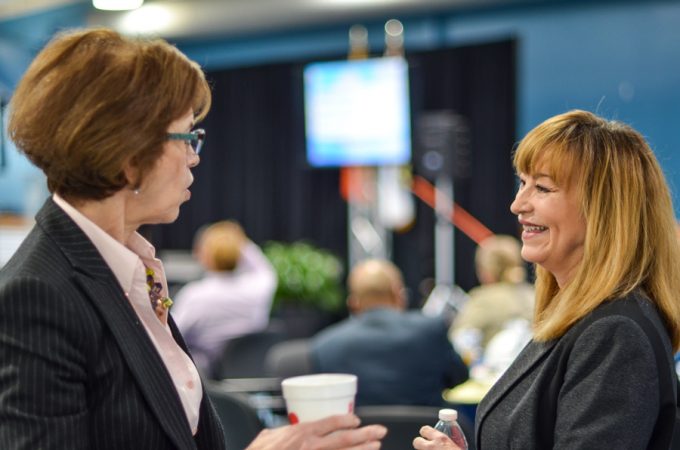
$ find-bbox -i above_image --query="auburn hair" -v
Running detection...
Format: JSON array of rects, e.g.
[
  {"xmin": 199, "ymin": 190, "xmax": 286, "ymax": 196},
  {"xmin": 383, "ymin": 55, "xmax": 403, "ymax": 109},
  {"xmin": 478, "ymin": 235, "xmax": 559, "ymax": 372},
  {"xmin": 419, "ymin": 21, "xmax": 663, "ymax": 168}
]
[{"xmin": 9, "ymin": 27, "xmax": 211, "ymax": 201}]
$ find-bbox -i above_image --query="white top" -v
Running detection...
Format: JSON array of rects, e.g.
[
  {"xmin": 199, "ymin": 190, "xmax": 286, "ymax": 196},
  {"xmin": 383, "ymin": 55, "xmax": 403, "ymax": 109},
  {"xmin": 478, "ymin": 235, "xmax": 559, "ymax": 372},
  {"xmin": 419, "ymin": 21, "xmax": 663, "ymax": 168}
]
[
  {"xmin": 172, "ymin": 241, "xmax": 277, "ymax": 373},
  {"xmin": 439, "ymin": 408, "xmax": 458, "ymax": 421}
]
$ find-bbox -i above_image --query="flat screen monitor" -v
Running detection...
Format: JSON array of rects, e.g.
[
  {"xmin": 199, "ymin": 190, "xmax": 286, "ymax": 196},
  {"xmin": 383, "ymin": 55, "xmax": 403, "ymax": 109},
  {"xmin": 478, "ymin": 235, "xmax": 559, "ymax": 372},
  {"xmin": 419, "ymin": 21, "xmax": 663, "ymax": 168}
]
[{"xmin": 303, "ymin": 56, "xmax": 412, "ymax": 167}]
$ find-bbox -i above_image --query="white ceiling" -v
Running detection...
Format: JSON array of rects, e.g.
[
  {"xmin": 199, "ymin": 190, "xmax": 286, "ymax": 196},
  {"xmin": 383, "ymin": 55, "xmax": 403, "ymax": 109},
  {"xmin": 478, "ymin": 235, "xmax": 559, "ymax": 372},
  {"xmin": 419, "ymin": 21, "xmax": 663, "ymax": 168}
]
[
  {"xmin": 0, "ymin": 0, "xmax": 546, "ymax": 40},
  {"xmin": 0, "ymin": 0, "xmax": 81, "ymax": 20}
]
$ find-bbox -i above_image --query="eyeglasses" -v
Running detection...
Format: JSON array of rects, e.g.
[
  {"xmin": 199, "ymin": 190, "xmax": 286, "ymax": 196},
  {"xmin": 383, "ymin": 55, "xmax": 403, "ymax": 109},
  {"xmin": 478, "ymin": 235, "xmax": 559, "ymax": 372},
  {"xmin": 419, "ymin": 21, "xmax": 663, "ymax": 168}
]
[{"xmin": 166, "ymin": 128, "xmax": 205, "ymax": 155}]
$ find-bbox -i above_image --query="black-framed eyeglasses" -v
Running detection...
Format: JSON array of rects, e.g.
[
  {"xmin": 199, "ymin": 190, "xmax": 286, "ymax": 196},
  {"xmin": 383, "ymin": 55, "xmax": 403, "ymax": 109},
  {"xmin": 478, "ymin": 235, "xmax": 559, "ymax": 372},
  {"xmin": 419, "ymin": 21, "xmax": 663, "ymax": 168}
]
[{"xmin": 166, "ymin": 128, "xmax": 205, "ymax": 155}]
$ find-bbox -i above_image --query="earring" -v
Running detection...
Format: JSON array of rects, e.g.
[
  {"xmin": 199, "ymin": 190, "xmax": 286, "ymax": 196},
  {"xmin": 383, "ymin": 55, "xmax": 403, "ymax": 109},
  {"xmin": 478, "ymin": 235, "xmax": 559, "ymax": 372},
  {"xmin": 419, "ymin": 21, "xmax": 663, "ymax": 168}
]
[{"xmin": 133, "ymin": 189, "xmax": 140, "ymax": 195}]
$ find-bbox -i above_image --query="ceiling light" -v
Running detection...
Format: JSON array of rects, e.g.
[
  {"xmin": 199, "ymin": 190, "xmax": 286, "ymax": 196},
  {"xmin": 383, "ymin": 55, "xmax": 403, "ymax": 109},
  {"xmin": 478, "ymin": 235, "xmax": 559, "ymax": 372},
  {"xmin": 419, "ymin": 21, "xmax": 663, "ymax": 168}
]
[
  {"xmin": 93, "ymin": 0, "xmax": 144, "ymax": 11},
  {"xmin": 117, "ymin": 4, "xmax": 175, "ymax": 35}
]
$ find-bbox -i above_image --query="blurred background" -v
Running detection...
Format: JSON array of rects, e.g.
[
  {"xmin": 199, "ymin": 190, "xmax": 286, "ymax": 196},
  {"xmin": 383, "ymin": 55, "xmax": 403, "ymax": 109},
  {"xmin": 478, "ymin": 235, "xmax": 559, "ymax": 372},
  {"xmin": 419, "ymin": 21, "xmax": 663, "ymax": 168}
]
[{"xmin": 0, "ymin": 0, "xmax": 679, "ymax": 302}]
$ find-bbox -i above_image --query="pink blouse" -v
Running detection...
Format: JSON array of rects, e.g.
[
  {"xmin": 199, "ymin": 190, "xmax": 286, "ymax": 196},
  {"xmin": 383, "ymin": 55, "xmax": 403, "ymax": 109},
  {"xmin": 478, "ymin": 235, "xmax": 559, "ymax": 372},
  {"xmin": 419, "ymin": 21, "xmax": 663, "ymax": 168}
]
[{"xmin": 53, "ymin": 195, "xmax": 202, "ymax": 435}]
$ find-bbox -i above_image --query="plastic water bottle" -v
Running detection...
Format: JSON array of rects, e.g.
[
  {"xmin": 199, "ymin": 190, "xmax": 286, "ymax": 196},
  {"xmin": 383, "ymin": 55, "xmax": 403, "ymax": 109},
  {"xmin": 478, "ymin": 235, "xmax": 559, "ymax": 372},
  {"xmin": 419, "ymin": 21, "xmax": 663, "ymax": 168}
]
[{"xmin": 434, "ymin": 408, "xmax": 468, "ymax": 450}]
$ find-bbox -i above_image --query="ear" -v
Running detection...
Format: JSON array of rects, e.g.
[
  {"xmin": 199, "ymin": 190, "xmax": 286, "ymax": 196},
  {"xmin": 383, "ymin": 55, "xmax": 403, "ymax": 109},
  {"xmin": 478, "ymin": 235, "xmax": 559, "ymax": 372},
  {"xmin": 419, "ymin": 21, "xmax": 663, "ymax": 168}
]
[
  {"xmin": 123, "ymin": 159, "xmax": 141, "ymax": 190},
  {"xmin": 393, "ymin": 288, "xmax": 407, "ymax": 310},
  {"xmin": 347, "ymin": 295, "xmax": 360, "ymax": 314}
]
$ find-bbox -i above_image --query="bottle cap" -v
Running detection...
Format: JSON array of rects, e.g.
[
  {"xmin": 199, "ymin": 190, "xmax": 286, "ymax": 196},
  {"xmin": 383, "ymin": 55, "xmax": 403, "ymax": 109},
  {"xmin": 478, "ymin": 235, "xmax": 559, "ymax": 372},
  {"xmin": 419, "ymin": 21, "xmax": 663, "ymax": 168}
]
[{"xmin": 438, "ymin": 408, "xmax": 458, "ymax": 421}]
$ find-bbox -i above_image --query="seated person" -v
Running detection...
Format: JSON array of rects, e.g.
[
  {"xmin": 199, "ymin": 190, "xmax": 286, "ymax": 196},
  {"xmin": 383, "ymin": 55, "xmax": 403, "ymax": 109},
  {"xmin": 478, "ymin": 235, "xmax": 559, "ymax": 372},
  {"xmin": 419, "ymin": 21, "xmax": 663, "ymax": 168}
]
[
  {"xmin": 449, "ymin": 234, "xmax": 534, "ymax": 365},
  {"xmin": 310, "ymin": 258, "xmax": 468, "ymax": 406},
  {"xmin": 172, "ymin": 221, "xmax": 277, "ymax": 374}
]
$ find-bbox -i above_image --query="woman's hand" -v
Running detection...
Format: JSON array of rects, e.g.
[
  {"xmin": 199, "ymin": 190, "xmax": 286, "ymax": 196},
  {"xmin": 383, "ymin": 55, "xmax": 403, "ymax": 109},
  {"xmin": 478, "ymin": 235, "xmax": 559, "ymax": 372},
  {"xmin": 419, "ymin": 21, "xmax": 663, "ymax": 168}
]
[
  {"xmin": 412, "ymin": 426, "xmax": 461, "ymax": 450},
  {"xmin": 245, "ymin": 413, "xmax": 387, "ymax": 450}
]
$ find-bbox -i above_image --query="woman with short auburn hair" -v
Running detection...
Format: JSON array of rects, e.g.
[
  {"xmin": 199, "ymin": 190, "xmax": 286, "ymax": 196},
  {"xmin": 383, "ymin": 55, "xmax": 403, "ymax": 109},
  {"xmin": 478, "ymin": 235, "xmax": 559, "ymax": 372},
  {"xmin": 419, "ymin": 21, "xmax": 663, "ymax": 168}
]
[
  {"xmin": 10, "ymin": 28, "xmax": 211, "ymax": 201},
  {"xmin": 416, "ymin": 110, "xmax": 680, "ymax": 449},
  {"xmin": 0, "ymin": 28, "xmax": 386, "ymax": 449}
]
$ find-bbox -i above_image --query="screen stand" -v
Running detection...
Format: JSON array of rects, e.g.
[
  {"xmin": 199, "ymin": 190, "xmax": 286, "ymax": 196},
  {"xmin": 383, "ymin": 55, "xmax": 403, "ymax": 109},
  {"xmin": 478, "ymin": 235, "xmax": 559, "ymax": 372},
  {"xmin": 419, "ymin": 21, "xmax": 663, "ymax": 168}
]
[
  {"xmin": 434, "ymin": 173, "xmax": 455, "ymax": 287},
  {"xmin": 346, "ymin": 167, "xmax": 391, "ymax": 269}
]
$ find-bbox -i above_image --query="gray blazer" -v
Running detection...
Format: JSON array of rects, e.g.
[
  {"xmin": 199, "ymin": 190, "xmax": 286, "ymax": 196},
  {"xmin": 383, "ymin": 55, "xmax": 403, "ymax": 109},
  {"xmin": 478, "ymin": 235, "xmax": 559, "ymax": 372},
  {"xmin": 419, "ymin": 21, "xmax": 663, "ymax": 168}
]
[
  {"xmin": 475, "ymin": 291, "xmax": 677, "ymax": 449},
  {"xmin": 0, "ymin": 198, "xmax": 225, "ymax": 449}
]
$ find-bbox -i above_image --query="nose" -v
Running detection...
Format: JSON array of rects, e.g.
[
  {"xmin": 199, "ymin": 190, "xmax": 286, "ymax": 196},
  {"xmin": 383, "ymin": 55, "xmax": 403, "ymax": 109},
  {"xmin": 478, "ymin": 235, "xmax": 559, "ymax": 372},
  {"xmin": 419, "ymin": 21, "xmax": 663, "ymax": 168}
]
[
  {"xmin": 510, "ymin": 186, "xmax": 527, "ymax": 216},
  {"xmin": 187, "ymin": 151, "xmax": 200, "ymax": 168}
]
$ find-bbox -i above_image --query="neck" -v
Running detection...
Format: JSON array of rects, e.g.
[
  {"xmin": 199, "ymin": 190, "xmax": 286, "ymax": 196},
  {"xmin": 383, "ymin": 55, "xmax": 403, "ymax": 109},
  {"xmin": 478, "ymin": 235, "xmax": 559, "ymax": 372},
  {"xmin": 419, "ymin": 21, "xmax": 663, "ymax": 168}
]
[
  {"xmin": 554, "ymin": 263, "xmax": 579, "ymax": 288},
  {"xmin": 71, "ymin": 192, "xmax": 138, "ymax": 244},
  {"xmin": 356, "ymin": 299, "xmax": 402, "ymax": 315}
]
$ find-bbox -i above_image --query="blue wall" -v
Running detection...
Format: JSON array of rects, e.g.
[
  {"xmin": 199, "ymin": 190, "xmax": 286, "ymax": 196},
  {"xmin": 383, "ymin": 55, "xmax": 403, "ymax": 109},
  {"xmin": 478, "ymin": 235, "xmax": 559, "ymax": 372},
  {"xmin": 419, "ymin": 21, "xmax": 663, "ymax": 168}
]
[
  {"xmin": 0, "ymin": 4, "xmax": 89, "ymax": 215},
  {"xmin": 1, "ymin": 1, "xmax": 679, "ymax": 215}
]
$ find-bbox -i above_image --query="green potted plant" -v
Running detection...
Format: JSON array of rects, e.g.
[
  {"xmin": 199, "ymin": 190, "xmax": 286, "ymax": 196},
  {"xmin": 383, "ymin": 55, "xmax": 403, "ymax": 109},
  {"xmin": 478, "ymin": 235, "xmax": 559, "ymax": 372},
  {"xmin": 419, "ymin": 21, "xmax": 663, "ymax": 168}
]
[{"xmin": 264, "ymin": 241, "xmax": 345, "ymax": 337}]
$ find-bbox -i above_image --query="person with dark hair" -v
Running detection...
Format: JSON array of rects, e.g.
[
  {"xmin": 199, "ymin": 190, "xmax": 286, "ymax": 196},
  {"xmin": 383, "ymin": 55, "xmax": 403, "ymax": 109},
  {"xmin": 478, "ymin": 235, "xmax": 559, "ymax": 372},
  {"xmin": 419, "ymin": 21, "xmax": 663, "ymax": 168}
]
[
  {"xmin": 172, "ymin": 220, "xmax": 277, "ymax": 374},
  {"xmin": 415, "ymin": 110, "xmax": 680, "ymax": 449},
  {"xmin": 0, "ymin": 27, "xmax": 385, "ymax": 449}
]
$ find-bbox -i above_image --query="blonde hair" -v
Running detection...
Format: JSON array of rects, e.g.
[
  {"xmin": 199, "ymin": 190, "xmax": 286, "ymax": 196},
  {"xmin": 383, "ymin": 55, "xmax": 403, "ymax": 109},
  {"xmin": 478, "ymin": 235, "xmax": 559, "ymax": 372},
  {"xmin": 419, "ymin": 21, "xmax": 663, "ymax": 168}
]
[
  {"xmin": 195, "ymin": 221, "xmax": 246, "ymax": 272},
  {"xmin": 514, "ymin": 110, "xmax": 680, "ymax": 349},
  {"xmin": 476, "ymin": 234, "xmax": 527, "ymax": 284},
  {"xmin": 9, "ymin": 28, "xmax": 211, "ymax": 200}
]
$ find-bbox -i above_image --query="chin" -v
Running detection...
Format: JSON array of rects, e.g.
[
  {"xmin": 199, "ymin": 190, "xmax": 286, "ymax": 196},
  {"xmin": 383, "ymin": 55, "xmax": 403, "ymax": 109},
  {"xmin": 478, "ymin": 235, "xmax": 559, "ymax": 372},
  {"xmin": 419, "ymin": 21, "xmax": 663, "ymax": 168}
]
[
  {"xmin": 166, "ymin": 209, "xmax": 182, "ymax": 223},
  {"xmin": 520, "ymin": 249, "xmax": 541, "ymax": 265},
  {"xmin": 152, "ymin": 209, "xmax": 181, "ymax": 225}
]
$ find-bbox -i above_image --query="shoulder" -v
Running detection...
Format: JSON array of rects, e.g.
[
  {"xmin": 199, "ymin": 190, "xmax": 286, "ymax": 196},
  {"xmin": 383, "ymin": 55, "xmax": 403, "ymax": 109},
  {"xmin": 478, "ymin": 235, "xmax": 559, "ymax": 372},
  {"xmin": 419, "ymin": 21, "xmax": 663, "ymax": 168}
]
[
  {"xmin": 577, "ymin": 292, "xmax": 669, "ymax": 344},
  {"xmin": 562, "ymin": 292, "xmax": 673, "ymax": 371},
  {"xmin": 311, "ymin": 318, "xmax": 354, "ymax": 349},
  {"xmin": 0, "ymin": 268, "xmax": 79, "ymax": 312},
  {"xmin": 399, "ymin": 311, "xmax": 449, "ymax": 335},
  {"xmin": 0, "ymin": 272, "xmax": 89, "ymax": 350},
  {"xmin": 1, "ymin": 231, "xmax": 71, "ymax": 292},
  {"xmin": 402, "ymin": 309, "xmax": 445, "ymax": 324}
]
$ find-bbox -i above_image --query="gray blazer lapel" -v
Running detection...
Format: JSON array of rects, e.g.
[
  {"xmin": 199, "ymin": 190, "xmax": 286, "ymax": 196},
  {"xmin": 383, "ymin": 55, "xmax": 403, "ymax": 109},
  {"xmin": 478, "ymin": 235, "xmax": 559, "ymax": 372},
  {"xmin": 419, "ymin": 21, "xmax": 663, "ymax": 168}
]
[
  {"xmin": 474, "ymin": 338, "xmax": 557, "ymax": 444},
  {"xmin": 36, "ymin": 199, "xmax": 196, "ymax": 449}
]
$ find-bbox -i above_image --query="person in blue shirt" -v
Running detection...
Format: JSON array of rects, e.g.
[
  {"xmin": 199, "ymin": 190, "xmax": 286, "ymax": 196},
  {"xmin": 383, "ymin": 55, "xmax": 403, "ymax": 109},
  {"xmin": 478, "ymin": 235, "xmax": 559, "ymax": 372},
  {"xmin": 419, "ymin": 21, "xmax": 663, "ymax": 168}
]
[{"xmin": 311, "ymin": 258, "xmax": 468, "ymax": 406}]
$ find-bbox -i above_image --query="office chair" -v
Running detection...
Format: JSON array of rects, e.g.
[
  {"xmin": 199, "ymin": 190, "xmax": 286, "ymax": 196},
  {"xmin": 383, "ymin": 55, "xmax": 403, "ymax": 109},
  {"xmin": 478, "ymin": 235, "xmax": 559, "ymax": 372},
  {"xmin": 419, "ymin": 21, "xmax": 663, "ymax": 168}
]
[
  {"xmin": 356, "ymin": 404, "xmax": 476, "ymax": 450},
  {"xmin": 204, "ymin": 381, "xmax": 264, "ymax": 450},
  {"xmin": 211, "ymin": 320, "xmax": 287, "ymax": 379},
  {"xmin": 264, "ymin": 338, "xmax": 313, "ymax": 378}
]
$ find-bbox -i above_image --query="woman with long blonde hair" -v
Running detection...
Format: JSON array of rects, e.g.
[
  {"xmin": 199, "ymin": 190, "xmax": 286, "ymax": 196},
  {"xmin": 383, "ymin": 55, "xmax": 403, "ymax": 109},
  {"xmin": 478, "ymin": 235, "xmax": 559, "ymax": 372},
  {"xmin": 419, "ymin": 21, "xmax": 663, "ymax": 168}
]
[{"xmin": 416, "ymin": 110, "xmax": 680, "ymax": 449}]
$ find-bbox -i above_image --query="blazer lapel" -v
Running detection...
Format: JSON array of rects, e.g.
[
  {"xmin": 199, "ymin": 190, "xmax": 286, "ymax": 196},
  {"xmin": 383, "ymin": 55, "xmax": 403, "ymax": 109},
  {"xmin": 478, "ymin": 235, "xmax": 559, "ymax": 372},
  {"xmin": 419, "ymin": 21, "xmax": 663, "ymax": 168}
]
[
  {"xmin": 474, "ymin": 338, "xmax": 557, "ymax": 445},
  {"xmin": 36, "ymin": 199, "xmax": 196, "ymax": 449}
]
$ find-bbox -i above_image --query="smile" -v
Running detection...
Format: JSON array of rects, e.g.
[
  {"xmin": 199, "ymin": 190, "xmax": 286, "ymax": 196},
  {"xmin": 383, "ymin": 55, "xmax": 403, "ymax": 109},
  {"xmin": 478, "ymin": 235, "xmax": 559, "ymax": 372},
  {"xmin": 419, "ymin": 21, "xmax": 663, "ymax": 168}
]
[{"xmin": 524, "ymin": 225, "xmax": 547, "ymax": 232}]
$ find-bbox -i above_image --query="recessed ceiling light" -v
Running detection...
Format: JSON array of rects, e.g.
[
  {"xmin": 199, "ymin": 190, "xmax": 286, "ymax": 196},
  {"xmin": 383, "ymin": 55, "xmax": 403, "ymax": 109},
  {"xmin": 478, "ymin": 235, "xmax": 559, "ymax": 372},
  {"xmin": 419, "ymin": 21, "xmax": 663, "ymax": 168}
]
[{"xmin": 93, "ymin": 0, "xmax": 144, "ymax": 11}]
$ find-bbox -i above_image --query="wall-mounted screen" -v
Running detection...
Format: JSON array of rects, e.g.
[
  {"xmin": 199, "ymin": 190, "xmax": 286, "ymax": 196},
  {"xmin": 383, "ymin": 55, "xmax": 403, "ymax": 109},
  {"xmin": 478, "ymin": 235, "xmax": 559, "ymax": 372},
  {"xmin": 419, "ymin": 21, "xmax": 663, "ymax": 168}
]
[{"xmin": 303, "ymin": 56, "xmax": 412, "ymax": 167}]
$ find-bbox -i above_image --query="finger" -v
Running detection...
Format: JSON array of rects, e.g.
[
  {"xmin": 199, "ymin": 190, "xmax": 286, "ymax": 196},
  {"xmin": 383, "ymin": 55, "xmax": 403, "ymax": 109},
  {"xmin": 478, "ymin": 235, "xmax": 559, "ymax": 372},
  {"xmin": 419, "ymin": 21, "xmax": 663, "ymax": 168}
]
[
  {"xmin": 314, "ymin": 424, "xmax": 387, "ymax": 449},
  {"xmin": 415, "ymin": 427, "xmax": 460, "ymax": 449},
  {"xmin": 418, "ymin": 425, "xmax": 445, "ymax": 440},
  {"xmin": 307, "ymin": 414, "xmax": 361, "ymax": 436},
  {"xmin": 337, "ymin": 441, "xmax": 382, "ymax": 450},
  {"xmin": 413, "ymin": 436, "xmax": 430, "ymax": 449}
]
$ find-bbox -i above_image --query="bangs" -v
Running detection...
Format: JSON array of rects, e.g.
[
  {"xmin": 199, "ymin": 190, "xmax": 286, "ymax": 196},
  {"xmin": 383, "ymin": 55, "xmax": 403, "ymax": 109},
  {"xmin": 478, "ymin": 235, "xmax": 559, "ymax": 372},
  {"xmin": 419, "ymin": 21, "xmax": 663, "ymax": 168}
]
[
  {"xmin": 190, "ymin": 62, "xmax": 211, "ymax": 122},
  {"xmin": 513, "ymin": 124, "xmax": 579, "ymax": 188}
]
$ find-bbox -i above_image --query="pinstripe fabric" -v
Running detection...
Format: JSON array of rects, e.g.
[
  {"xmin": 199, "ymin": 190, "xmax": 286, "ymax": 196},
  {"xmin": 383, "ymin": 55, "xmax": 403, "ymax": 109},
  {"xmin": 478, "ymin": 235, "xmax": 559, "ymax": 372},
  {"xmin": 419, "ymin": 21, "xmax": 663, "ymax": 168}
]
[{"xmin": 0, "ymin": 198, "xmax": 225, "ymax": 450}]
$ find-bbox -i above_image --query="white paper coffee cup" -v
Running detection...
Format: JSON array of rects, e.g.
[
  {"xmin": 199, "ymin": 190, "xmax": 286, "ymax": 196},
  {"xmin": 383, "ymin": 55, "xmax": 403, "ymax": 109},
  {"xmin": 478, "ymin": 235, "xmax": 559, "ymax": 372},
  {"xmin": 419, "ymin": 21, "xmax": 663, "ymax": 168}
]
[{"xmin": 281, "ymin": 373, "xmax": 357, "ymax": 424}]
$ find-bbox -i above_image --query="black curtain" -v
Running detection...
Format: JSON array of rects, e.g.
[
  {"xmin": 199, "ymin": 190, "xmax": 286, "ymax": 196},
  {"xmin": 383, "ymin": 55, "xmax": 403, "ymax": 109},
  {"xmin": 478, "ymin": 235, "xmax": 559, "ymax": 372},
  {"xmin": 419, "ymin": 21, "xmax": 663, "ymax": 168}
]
[{"xmin": 145, "ymin": 39, "xmax": 517, "ymax": 302}]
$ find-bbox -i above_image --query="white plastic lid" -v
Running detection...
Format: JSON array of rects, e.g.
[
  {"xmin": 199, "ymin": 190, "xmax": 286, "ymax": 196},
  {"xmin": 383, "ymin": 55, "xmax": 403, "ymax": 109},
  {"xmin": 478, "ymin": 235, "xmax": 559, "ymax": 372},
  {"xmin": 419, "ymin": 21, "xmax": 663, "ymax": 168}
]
[{"xmin": 438, "ymin": 408, "xmax": 458, "ymax": 421}]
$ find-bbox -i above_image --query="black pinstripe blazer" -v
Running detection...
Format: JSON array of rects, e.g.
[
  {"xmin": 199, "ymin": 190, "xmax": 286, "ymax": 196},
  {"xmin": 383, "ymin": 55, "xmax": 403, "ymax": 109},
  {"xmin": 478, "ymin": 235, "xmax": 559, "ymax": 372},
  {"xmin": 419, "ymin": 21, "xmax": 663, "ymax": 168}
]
[{"xmin": 0, "ymin": 198, "xmax": 226, "ymax": 449}]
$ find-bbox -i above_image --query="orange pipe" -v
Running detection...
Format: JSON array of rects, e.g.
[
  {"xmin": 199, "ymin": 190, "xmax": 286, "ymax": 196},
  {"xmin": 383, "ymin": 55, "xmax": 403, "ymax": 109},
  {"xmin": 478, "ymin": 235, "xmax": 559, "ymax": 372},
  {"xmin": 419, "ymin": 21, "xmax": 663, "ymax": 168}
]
[{"xmin": 411, "ymin": 175, "xmax": 494, "ymax": 245}]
